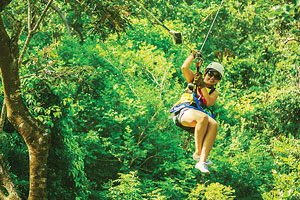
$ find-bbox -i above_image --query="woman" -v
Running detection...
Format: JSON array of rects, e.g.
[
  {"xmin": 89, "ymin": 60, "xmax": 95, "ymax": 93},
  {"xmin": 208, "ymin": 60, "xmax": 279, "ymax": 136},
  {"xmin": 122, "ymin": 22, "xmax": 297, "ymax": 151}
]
[{"xmin": 170, "ymin": 50, "xmax": 224, "ymax": 174}]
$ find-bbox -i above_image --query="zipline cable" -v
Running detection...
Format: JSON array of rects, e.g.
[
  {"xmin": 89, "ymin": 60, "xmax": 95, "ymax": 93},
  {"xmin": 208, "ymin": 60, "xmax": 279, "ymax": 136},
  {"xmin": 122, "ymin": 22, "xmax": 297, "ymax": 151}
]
[
  {"xmin": 131, "ymin": 0, "xmax": 170, "ymax": 32},
  {"xmin": 192, "ymin": 0, "xmax": 224, "ymax": 95},
  {"xmin": 200, "ymin": 0, "xmax": 224, "ymax": 51},
  {"xmin": 130, "ymin": 0, "xmax": 182, "ymax": 44}
]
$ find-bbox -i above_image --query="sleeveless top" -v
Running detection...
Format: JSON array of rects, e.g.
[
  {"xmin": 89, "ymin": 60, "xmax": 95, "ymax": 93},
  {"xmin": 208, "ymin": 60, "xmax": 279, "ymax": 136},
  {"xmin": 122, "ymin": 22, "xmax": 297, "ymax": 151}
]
[{"xmin": 173, "ymin": 86, "xmax": 216, "ymax": 108}]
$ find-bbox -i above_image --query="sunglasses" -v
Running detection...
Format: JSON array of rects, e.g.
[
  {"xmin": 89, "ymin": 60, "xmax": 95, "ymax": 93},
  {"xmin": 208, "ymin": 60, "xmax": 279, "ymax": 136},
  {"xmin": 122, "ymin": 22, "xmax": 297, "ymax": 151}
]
[{"xmin": 207, "ymin": 70, "xmax": 222, "ymax": 80}]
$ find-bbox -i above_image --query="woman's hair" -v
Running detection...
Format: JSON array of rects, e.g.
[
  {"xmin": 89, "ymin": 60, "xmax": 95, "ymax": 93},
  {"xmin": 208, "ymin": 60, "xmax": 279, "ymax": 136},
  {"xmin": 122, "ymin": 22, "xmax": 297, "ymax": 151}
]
[{"xmin": 204, "ymin": 68, "xmax": 210, "ymax": 76}]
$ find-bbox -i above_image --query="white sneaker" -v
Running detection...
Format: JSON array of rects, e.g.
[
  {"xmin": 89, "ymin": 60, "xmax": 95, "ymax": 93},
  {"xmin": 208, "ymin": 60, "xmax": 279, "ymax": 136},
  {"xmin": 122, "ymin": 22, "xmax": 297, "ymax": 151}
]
[
  {"xmin": 195, "ymin": 162, "xmax": 210, "ymax": 174},
  {"xmin": 193, "ymin": 153, "xmax": 200, "ymax": 161},
  {"xmin": 193, "ymin": 153, "xmax": 213, "ymax": 166},
  {"xmin": 206, "ymin": 159, "xmax": 213, "ymax": 166}
]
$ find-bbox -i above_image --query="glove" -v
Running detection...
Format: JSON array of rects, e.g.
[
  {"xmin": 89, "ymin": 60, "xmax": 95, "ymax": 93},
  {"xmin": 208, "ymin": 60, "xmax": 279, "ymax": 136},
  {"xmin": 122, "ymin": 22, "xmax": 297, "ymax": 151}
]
[
  {"xmin": 193, "ymin": 72, "xmax": 205, "ymax": 89},
  {"xmin": 190, "ymin": 49, "xmax": 203, "ymax": 59}
]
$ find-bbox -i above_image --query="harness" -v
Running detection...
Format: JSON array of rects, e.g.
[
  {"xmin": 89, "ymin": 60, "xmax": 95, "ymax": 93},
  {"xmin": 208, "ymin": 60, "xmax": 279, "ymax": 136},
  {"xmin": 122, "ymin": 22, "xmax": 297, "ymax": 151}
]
[{"xmin": 169, "ymin": 85, "xmax": 216, "ymax": 119}]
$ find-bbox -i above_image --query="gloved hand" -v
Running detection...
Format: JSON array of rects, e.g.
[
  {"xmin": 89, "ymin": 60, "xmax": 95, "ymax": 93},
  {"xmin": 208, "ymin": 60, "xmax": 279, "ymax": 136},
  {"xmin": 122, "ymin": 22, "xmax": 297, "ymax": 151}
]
[
  {"xmin": 193, "ymin": 72, "xmax": 205, "ymax": 89},
  {"xmin": 190, "ymin": 49, "xmax": 203, "ymax": 59}
]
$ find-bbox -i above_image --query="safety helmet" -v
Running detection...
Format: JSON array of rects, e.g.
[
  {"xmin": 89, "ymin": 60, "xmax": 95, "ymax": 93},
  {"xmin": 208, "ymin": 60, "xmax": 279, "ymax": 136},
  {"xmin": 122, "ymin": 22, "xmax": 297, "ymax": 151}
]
[{"xmin": 206, "ymin": 62, "xmax": 224, "ymax": 77}]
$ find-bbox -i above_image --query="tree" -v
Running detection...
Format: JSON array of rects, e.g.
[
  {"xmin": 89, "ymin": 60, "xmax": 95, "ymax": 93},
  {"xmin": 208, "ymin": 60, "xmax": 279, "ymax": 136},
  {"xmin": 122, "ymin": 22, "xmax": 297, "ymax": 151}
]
[
  {"xmin": 0, "ymin": 0, "xmax": 129, "ymax": 199},
  {"xmin": 1, "ymin": 0, "xmax": 298, "ymax": 199},
  {"xmin": 0, "ymin": 0, "xmax": 52, "ymax": 198}
]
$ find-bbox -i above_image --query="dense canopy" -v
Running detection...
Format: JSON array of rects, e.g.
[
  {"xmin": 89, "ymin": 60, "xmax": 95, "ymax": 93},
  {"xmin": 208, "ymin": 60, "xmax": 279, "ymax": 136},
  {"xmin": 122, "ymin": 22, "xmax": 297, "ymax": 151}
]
[{"xmin": 0, "ymin": 0, "xmax": 299, "ymax": 199}]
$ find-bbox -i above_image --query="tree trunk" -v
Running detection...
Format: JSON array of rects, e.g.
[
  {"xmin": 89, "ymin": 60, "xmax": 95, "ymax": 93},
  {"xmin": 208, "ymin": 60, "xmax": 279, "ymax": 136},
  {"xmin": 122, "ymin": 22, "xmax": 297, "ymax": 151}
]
[
  {"xmin": 0, "ymin": 154, "xmax": 21, "ymax": 200},
  {"xmin": 0, "ymin": 15, "xmax": 50, "ymax": 200}
]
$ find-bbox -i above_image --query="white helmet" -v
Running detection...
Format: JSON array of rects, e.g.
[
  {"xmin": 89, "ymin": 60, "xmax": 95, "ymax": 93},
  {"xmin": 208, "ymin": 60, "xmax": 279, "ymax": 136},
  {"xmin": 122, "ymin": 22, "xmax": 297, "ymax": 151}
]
[{"xmin": 206, "ymin": 62, "xmax": 224, "ymax": 77}]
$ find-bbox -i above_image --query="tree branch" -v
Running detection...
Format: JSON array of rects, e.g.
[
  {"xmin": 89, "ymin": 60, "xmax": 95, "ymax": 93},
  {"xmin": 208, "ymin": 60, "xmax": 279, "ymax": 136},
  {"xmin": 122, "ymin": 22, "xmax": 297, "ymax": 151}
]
[
  {"xmin": 137, "ymin": 111, "xmax": 158, "ymax": 145},
  {"xmin": 102, "ymin": 56, "xmax": 140, "ymax": 101},
  {"xmin": 0, "ymin": 155, "xmax": 21, "ymax": 200},
  {"xmin": 70, "ymin": 23, "xmax": 84, "ymax": 43},
  {"xmin": 18, "ymin": 0, "xmax": 53, "ymax": 66},
  {"xmin": 1, "ymin": 12, "xmax": 22, "ymax": 58},
  {"xmin": 297, "ymin": 65, "xmax": 300, "ymax": 90},
  {"xmin": 31, "ymin": 0, "xmax": 53, "ymax": 33},
  {"xmin": 139, "ymin": 154, "xmax": 156, "ymax": 168},
  {"xmin": 0, "ymin": 100, "xmax": 7, "ymax": 135},
  {"xmin": 284, "ymin": 37, "xmax": 297, "ymax": 44},
  {"xmin": 28, "ymin": 0, "xmax": 31, "ymax": 31},
  {"xmin": 42, "ymin": 0, "xmax": 71, "ymax": 36}
]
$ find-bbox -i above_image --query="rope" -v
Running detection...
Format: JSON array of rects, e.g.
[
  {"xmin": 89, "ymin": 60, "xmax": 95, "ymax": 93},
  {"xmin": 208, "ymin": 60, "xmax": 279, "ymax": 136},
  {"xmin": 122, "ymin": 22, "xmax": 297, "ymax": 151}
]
[
  {"xmin": 131, "ymin": 0, "xmax": 170, "ymax": 32},
  {"xmin": 200, "ymin": 0, "xmax": 224, "ymax": 51},
  {"xmin": 130, "ymin": 0, "xmax": 183, "ymax": 44}
]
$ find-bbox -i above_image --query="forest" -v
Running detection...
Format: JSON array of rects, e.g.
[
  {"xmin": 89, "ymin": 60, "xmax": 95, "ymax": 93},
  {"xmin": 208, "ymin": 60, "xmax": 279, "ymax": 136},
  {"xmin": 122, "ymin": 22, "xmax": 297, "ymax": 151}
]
[{"xmin": 0, "ymin": 0, "xmax": 299, "ymax": 199}]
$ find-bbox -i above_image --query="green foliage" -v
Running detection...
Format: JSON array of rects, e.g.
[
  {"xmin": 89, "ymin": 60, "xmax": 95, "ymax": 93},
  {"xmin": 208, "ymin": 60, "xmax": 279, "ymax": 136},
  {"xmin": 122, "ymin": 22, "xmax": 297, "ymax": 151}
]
[
  {"xmin": 189, "ymin": 182, "xmax": 235, "ymax": 200},
  {"xmin": 0, "ymin": 132, "xmax": 28, "ymax": 200},
  {"xmin": 105, "ymin": 171, "xmax": 170, "ymax": 200},
  {"xmin": 1, "ymin": 0, "xmax": 300, "ymax": 199},
  {"xmin": 105, "ymin": 171, "xmax": 142, "ymax": 200},
  {"xmin": 262, "ymin": 136, "xmax": 300, "ymax": 199}
]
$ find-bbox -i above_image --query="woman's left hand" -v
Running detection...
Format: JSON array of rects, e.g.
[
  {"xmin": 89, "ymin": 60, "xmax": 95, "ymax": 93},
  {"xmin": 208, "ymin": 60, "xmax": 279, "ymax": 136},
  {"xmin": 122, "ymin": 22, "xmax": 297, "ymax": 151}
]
[{"xmin": 194, "ymin": 72, "xmax": 205, "ymax": 88}]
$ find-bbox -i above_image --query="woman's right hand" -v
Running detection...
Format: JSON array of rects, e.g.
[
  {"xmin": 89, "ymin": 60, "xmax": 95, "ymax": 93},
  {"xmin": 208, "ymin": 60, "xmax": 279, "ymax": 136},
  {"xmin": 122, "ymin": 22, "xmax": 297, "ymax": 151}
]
[{"xmin": 190, "ymin": 49, "xmax": 203, "ymax": 59}]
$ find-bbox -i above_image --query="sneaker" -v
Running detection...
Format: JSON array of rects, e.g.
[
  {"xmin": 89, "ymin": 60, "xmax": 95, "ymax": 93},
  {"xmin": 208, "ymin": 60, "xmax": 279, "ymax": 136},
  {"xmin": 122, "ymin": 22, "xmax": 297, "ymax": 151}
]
[
  {"xmin": 192, "ymin": 153, "xmax": 200, "ymax": 161},
  {"xmin": 195, "ymin": 162, "xmax": 210, "ymax": 174},
  {"xmin": 193, "ymin": 153, "xmax": 213, "ymax": 166},
  {"xmin": 206, "ymin": 159, "xmax": 213, "ymax": 166}
]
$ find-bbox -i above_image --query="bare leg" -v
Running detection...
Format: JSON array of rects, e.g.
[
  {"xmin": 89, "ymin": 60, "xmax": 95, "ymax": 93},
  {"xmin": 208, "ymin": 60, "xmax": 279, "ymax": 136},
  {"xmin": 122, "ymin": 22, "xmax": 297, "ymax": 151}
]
[
  {"xmin": 194, "ymin": 115, "xmax": 208, "ymax": 156},
  {"xmin": 199, "ymin": 117, "xmax": 218, "ymax": 163},
  {"xmin": 180, "ymin": 109, "xmax": 209, "ymax": 157}
]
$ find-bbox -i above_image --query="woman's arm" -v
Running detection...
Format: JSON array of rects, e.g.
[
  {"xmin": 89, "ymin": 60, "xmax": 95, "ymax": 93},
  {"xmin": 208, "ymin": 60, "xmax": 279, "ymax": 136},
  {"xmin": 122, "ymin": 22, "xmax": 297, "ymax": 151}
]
[
  {"xmin": 181, "ymin": 51, "xmax": 218, "ymax": 106},
  {"xmin": 200, "ymin": 88, "xmax": 218, "ymax": 107},
  {"xmin": 181, "ymin": 54, "xmax": 195, "ymax": 83}
]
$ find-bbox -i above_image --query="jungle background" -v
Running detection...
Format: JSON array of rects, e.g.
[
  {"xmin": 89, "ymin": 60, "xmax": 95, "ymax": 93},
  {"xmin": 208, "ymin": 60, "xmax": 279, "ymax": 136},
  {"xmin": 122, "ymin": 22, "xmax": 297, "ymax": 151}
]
[{"xmin": 0, "ymin": 0, "xmax": 299, "ymax": 199}]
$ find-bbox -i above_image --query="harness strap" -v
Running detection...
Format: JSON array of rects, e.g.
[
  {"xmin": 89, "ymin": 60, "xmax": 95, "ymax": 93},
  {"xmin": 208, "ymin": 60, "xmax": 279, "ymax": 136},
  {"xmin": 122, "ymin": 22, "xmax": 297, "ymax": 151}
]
[
  {"xmin": 192, "ymin": 93, "xmax": 215, "ymax": 119},
  {"xmin": 169, "ymin": 94, "xmax": 215, "ymax": 119}
]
